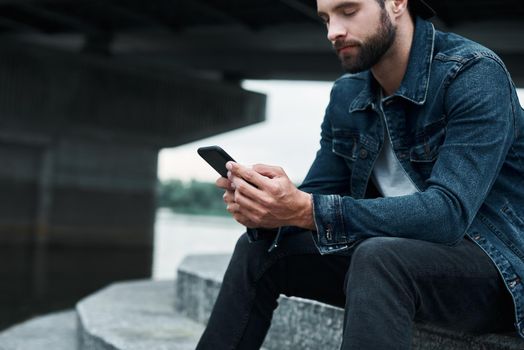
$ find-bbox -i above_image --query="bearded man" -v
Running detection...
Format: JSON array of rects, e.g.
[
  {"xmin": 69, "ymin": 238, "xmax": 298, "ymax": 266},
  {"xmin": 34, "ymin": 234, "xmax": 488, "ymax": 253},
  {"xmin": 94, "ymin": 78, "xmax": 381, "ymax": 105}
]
[{"xmin": 196, "ymin": 0, "xmax": 524, "ymax": 349}]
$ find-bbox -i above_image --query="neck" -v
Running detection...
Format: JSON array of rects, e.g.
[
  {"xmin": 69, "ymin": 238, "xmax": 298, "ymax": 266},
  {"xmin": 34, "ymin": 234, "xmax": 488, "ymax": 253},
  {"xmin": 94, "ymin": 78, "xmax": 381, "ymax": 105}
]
[{"xmin": 371, "ymin": 17, "xmax": 415, "ymax": 97}]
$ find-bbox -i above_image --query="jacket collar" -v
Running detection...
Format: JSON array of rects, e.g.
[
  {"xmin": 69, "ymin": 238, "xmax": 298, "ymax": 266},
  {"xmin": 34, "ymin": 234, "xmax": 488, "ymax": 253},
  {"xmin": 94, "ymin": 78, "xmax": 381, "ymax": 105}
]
[{"xmin": 349, "ymin": 17, "xmax": 436, "ymax": 113}]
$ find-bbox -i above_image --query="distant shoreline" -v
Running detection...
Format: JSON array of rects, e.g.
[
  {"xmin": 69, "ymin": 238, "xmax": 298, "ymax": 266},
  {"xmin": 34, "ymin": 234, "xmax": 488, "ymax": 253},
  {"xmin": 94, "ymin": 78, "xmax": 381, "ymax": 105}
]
[{"xmin": 158, "ymin": 206, "xmax": 229, "ymax": 217}]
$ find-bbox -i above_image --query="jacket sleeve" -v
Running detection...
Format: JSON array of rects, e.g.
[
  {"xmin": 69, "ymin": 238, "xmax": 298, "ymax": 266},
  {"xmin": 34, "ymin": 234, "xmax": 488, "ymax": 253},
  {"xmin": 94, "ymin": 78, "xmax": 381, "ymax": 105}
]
[{"xmin": 311, "ymin": 56, "xmax": 517, "ymax": 251}]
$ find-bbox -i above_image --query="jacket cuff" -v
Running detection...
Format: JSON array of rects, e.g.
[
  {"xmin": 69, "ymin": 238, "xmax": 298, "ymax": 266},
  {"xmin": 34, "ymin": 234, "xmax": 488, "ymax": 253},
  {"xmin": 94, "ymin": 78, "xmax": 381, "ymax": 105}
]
[{"xmin": 311, "ymin": 193, "xmax": 351, "ymax": 246}]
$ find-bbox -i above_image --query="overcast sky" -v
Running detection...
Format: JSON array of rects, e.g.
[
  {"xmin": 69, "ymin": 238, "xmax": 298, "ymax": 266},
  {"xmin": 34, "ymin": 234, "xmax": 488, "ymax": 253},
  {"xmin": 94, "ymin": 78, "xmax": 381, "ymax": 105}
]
[
  {"xmin": 158, "ymin": 81, "xmax": 524, "ymax": 184},
  {"xmin": 158, "ymin": 80, "xmax": 332, "ymax": 184}
]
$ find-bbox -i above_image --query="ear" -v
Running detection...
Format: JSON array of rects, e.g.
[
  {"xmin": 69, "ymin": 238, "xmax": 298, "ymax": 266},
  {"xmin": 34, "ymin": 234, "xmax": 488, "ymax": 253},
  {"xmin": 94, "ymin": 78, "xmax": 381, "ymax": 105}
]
[{"xmin": 390, "ymin": 0, "xmax": 408, "ymax": 17}]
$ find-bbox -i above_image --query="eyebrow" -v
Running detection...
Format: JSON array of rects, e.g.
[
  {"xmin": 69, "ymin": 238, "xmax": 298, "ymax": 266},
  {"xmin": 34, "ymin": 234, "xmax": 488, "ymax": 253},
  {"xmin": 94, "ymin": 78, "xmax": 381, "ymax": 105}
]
[{"xmin": 317, "ymin": 1, "xmax": 360, "ymax": 18}]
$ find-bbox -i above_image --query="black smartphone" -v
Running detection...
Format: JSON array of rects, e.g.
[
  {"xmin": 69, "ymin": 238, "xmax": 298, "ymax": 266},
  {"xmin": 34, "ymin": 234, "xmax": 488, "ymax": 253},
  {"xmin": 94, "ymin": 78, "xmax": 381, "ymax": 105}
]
[{"xmin": 197, "ymin": 145, "xmax": 236, "ymax": 178}]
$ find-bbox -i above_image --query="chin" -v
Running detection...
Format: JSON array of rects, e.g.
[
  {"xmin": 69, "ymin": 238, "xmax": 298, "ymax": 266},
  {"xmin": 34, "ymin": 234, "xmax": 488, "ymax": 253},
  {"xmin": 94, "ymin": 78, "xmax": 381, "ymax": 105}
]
[{"xmin": 341, "ymin": 61, "xmax": 366, "ymax": 74}]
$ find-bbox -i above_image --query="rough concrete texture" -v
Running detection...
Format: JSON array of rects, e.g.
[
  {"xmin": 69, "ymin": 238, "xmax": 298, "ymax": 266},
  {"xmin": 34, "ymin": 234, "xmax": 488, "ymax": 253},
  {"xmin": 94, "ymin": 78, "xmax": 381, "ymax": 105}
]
[
  {"xmin": 265, "ymin": 295, "xmax": 345, "ymax": 349},
  {"xmin": 177, "ymin": 253, "xmax": 524, "ymax": 350},
  {"xmin": 175, "ymin": 254, "xmax": 231, "ymax": 324},
  {"xmin": 77, "ymin": 280, "xmax": 204, "ymax": 350},
  {"xmin": 2, "ymin": 269, "xmax": 521, "ymax": 350},
  {"xmin": 266, "ymin": 296, "xmax": 524, "ymax": 350},
  {"xmin": 0, "ymin": 310, "xmax": 77, "ymax": 350}
]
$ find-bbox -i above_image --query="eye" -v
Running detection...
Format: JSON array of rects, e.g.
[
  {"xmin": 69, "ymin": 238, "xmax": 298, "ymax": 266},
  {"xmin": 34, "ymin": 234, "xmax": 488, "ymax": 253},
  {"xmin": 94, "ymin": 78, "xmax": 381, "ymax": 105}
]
[{"xmin": 343, "ymin": 9, "xmax": 357, "ymax": 16}]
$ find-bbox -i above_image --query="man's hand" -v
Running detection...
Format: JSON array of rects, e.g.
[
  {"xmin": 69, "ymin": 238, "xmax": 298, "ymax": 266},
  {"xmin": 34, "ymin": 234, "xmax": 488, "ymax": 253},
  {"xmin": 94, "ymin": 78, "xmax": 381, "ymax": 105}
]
[
  {"xmin": 218, "ymin": 162, "xmax": 315, "ymax": 230},
  {"xmin": 216, "ymin": 173, "xmax": 258, "ymax": 228}
]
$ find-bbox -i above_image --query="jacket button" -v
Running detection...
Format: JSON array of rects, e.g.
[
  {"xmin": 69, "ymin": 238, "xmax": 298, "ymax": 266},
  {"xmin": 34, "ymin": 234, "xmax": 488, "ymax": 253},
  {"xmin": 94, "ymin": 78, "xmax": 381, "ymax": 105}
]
[
  {"xmin": 326, "ymin": 226, "xmax": 332, "ymax": 240},
  {"xmin": 359, "ymin": 148, "xmax": 368, "ymax": 159},
  {"xmin": 509, "ymin": 278, "xmax": 520, "ymax": 288}
]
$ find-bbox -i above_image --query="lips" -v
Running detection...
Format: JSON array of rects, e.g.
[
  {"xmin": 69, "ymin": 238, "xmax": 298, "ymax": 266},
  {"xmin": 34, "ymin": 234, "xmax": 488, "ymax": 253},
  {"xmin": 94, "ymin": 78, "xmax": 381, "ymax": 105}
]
[
  {"xmin": 337, "ymin": 45, "xmax": 358, "ymax": 54},
  {"xmin": 334, "ymin": 41, "xmax": 360, "ymax": 55}
]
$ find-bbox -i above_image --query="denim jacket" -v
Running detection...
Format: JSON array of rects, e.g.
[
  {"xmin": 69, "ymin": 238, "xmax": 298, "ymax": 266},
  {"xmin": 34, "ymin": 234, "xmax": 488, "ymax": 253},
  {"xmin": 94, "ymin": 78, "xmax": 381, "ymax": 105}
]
[{"xmin": 248, "ymin": 18, "xmax": 524, "ymax": 336}]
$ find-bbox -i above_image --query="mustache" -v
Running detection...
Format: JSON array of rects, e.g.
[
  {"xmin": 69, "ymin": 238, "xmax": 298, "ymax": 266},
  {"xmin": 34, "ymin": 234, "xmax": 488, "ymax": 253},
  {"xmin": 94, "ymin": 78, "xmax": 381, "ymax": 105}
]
[{"xmin": 333, "ymin": 39, "xmax": 361, "ymax": 51}]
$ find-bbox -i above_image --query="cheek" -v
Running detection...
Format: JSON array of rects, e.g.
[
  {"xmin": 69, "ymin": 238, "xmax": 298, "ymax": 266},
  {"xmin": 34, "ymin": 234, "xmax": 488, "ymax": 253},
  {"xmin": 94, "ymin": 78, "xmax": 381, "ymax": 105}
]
[{"xmin": 354, "ymin": 6, "xmax": 384, "ymax": 37}]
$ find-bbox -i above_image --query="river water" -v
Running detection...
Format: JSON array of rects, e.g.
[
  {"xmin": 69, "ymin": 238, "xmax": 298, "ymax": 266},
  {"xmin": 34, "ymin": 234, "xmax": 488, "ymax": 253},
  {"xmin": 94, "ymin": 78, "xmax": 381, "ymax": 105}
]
[{"xmin": 152, "ymin": 209, "xmax": 244, "ymax": 279}]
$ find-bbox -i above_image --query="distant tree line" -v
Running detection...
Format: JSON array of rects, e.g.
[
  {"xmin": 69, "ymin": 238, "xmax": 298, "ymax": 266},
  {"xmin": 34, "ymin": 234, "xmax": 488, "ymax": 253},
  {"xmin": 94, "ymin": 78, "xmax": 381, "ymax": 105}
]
[{"xmin": 157, "ymin": 179, "xmax": 228, "ymax": 216}]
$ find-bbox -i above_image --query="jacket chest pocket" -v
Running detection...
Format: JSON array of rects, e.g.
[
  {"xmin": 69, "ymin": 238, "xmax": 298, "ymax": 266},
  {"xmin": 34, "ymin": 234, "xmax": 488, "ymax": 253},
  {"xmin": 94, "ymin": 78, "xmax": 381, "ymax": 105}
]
[
  {"xmin": 332, "ymin": 129, "xmax": 359, "ymax": 165},
  {"xmin": 410, "ymin": 118, "xmax": 446, "ymax": 179},
  {"xmin": 332, "ymin": 129, "xmax": 378, "ymax": 165}
]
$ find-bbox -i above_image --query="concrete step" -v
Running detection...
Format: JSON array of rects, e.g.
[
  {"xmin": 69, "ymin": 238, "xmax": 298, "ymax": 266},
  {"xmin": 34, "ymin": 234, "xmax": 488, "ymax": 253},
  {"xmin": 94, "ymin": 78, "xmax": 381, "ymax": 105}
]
[
  {"xmin": 0, "ymin": 310, "xmax": 77, "ymax": 350},
  {"xmin": 175, "ymin": 254, "xmax": 230, "ymax": 325},
  {"xmin": 0, "ymin": 280, "xmax": 206, "ymax": 350},
  {"xmin": 176, "ymin": 253, "xmax": 524, "ymax": 350},
  {"xmin": 2, "ymin": 253, "xmax": 522, "ymax": 350},
  {"xmin": 77, "ymin": 280, "xmax": 205, "ymax": 350}
]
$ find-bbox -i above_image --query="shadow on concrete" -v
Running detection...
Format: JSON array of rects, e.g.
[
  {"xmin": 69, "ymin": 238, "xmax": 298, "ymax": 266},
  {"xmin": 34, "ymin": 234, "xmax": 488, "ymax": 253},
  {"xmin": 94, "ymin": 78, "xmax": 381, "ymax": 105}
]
[{"xmin": 0, "ymin": 243, "xmax": 152, "ymax": 331}]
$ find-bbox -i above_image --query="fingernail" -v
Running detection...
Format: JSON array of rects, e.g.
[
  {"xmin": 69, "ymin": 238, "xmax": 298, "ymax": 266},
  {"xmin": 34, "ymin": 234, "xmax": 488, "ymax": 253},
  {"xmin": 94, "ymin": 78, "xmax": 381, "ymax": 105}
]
[{"xmin": 226, "ymin": 162, "xmax": 233, "ymax": 170}]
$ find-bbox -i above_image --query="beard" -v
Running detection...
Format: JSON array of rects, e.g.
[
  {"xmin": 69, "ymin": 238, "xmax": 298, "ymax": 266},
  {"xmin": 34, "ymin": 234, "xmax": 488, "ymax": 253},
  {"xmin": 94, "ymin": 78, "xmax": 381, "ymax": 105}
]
[{"xmin": 334, "ymin": 9, "xmax": 396, "ymax": 74}]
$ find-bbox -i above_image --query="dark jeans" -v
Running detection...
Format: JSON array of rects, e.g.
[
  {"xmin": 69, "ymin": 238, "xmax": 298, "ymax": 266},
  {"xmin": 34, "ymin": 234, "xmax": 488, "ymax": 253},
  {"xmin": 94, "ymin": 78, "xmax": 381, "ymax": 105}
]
[{"xmin": 196, "ymin": 231, "xmax": 515, "ymax": 350}]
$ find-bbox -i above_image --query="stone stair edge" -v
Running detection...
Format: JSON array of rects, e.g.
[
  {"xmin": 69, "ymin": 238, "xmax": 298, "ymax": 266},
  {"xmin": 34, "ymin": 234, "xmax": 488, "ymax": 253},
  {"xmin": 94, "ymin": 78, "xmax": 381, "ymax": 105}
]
[
  {"xmin": 1, "ymin": 253, "xmax": 522, "ymax": 350},
  {"xmin": 0, "ymin": 310, "xmax": 78, "ymax": 350},
  {"xmin": 176, "ymin": 253, "xmax": 524, "ymax": 350},
  {"xmin": 176, "ymin": 254, "xmax": 232, "ymax": 283},
  {"xmin": 76, "ymin": 279, "xmax": 205, "ymax": 350}
]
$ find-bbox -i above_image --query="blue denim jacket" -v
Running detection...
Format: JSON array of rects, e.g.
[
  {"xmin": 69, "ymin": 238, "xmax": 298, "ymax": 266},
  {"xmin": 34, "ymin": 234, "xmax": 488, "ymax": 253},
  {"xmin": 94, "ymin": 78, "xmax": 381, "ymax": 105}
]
[{"xmin": 248, "ymin": 18, "xmax": 524, "ymax": 336}]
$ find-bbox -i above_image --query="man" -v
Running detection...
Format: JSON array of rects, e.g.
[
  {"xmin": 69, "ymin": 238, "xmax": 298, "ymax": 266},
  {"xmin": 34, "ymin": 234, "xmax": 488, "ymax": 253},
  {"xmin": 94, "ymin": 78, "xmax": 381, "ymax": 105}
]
[{"xmin": 197, "ymin": 0, "xmax": 524, "ymax": 348}]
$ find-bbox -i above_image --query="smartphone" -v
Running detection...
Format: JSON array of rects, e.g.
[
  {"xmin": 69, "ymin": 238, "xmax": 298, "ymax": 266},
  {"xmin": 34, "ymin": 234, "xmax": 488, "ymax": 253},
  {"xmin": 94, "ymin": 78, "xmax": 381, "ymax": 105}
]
[{"xmin": 197, "ymin": 145, "xmax": 236, "ymax": 178}]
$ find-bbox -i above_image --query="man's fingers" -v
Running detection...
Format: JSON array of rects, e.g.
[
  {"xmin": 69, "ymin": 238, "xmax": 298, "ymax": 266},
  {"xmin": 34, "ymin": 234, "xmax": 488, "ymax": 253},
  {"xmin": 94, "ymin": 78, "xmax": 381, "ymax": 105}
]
[
  {"xmin": 228, "ymin": 169, "xmax": 280, "ymax": 209},
  {"xmin": 227, "ymin": 201, "xmax": 261, "ymax": 228},
  {"xmin": 227, "ymin": 162, "xmax": 270, "ymax": 190},
  {"xmin": 223, "ymin": 190, "xmax": 235, "ymax": 204},
  {"xmin": 226, "ymin": 202, "xmax": 239, "ymax": 213},
  {"xmin": 233, "ymin": 189, "xmax": 274, "ymax": 225},
  {"xmin": 252, "ymin": 164, "xmax": 284, "ymax": 178},
  {"xmin": 220, "ymin": 179, "xmax": 259, "ymax": 228},
  {"xmin": 216, "ymin": 176, "xmax": 234, "ymax": 191},
  {"xmin": 230, "ymin": 175, "xmax": 268, "ymax": 207}
]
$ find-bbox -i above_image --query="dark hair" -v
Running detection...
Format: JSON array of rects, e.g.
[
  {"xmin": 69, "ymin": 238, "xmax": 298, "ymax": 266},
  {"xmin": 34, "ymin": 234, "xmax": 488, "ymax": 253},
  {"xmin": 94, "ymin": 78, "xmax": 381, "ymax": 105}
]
[{"xmin": 375, "ymin": 0, "xmax": 386, "ymax": 8}]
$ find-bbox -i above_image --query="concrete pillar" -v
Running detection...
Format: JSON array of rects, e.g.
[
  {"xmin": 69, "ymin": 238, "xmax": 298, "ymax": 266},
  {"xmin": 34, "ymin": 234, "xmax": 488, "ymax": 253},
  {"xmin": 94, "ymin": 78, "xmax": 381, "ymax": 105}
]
[{"xmin": 0, "ymin": 40, "xmax": 266, "ymax": 329}]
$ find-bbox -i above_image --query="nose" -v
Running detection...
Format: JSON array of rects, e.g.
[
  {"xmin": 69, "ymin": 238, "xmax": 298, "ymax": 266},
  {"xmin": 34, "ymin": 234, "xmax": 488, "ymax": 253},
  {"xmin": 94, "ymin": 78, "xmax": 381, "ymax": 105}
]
[{"xmin": 327, "ymin": 18, "xmax": 347, "ymax": 42}]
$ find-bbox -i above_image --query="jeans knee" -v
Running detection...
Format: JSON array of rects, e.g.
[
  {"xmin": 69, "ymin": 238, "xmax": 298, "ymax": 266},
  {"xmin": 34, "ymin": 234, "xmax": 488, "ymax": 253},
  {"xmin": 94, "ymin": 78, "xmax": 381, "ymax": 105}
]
[
  {"xmin": 348, "ymin": 237, "xmax": 412, "ymax": 284},
  {"xmin": 344, "ymin": 237, "xmax": 427, "ymax": 324},
  {"xmin": 353, "ymin": 237, "xmax": 408, "ymax": 261}
]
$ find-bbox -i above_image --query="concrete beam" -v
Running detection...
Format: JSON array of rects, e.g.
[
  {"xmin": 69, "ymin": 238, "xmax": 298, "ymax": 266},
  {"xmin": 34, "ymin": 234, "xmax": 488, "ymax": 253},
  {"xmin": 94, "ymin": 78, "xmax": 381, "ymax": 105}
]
[
  {"xmin": 0, "ymin": 38, "xmax": 266, "ymax": 148},
  {"xmin": 107, "ymin": 20, "xmax": 524, "ymax": 83}
]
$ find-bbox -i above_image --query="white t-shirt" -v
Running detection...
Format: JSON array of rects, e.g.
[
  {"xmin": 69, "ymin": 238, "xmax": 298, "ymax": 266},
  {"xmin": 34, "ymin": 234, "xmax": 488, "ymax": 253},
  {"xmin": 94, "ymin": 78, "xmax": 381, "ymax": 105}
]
[{"xmin": 372, "ymin": 99, "xmax": 419, "ymax": 197}]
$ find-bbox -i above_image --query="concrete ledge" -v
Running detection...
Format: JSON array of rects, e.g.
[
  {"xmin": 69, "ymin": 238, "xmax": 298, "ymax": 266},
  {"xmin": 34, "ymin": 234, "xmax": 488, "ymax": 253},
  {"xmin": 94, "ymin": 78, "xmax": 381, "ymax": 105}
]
[
  {"xmin": 176, "ymin": 253, "xmax": 524, "ymax": 350},
  {"xmin": 0, "ymin": 310, "xmax": 77, "ymax": 350},
  {"xmin": 2, "ymin": 255, "xmax": 521, "ymax": 350},
  {"xmin": 76, "ymin": 280, "xmax": 204, "ymax": 350},
  {"xmin": 175, "ymin": 254, "xmax": 230, "ymax": 324}
]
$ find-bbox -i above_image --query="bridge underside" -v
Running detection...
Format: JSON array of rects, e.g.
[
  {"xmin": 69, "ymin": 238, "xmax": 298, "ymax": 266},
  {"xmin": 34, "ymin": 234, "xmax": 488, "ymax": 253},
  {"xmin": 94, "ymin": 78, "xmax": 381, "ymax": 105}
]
[{"xmin": 0, "ymin": 1, "xmax": 520, "ymax": 84}]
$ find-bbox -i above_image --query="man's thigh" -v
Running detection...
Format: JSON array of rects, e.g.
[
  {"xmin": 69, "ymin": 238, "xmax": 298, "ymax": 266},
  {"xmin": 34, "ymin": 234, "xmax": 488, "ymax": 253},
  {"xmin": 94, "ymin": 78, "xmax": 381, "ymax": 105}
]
[
  {"xmin": 256, "ymin": 232, "xmax": 513, "ymax": 332},
  {"xmin": 348, "ymin": 236, "xmax": 514, "ymax": 332}
]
